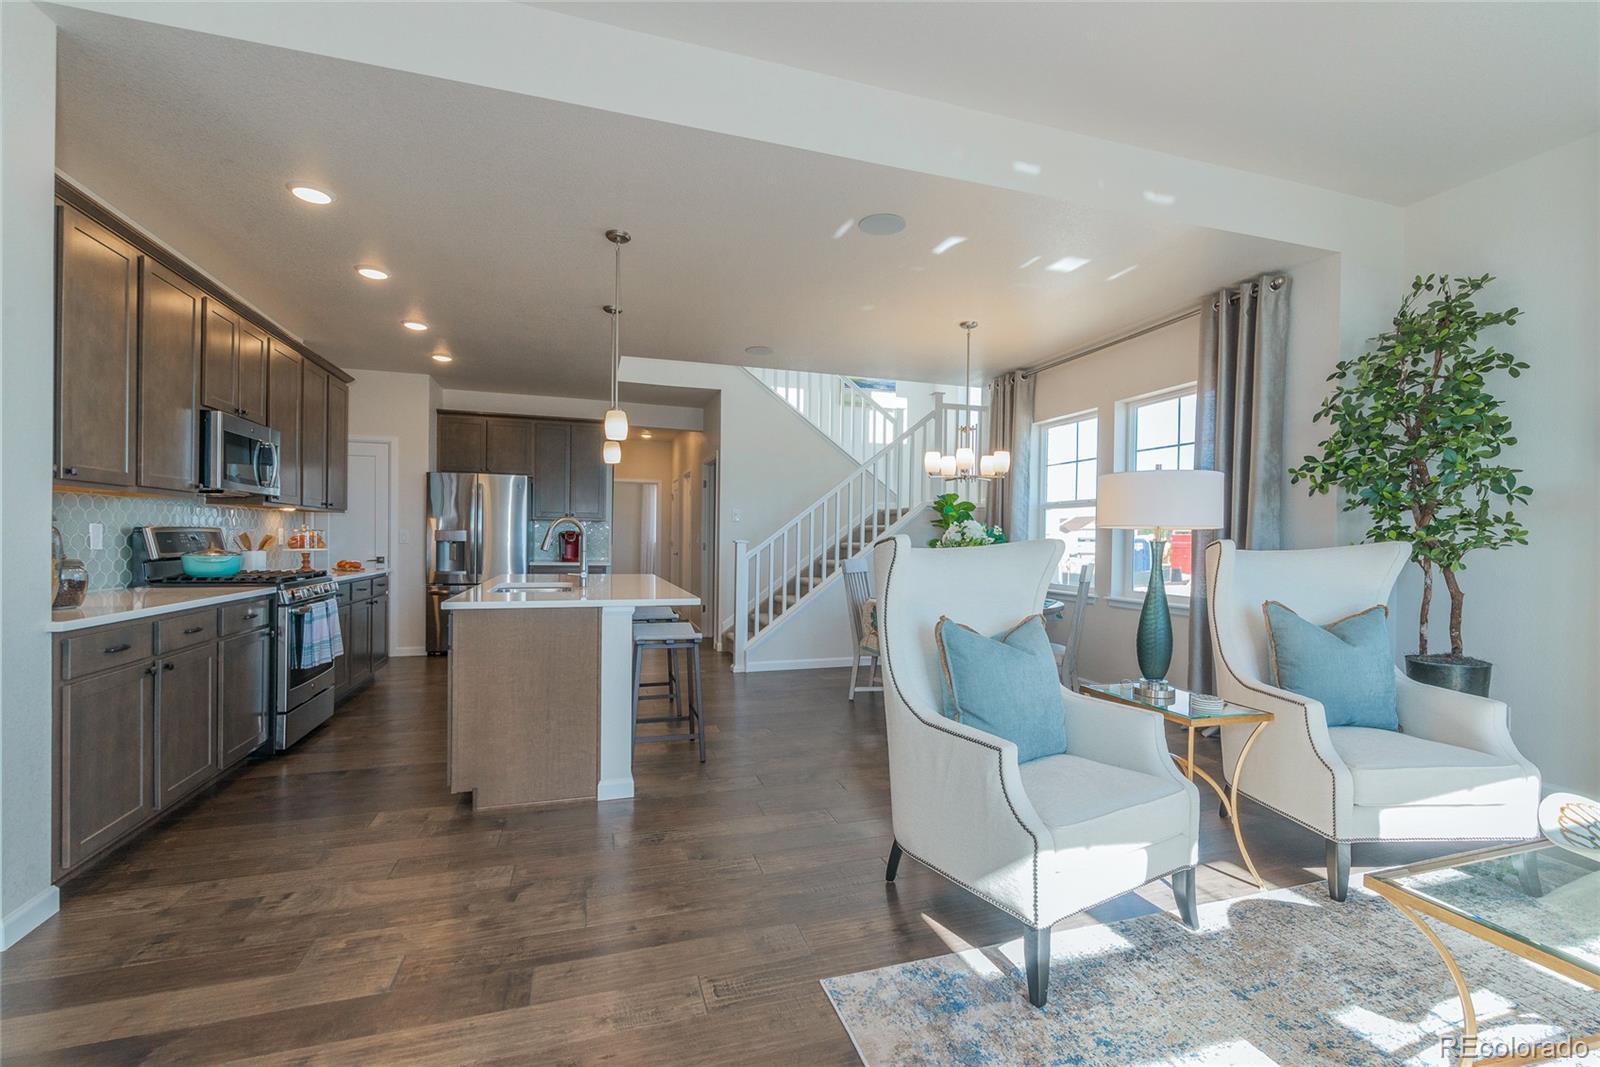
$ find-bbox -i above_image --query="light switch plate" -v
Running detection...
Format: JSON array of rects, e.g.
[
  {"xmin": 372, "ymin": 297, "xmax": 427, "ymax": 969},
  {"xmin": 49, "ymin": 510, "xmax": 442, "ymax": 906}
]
[
  {"xmin": 88, "ymin": 522, "xmax": 104, "ymax": 551},
  {"xmin": 398, "ymin": 529, "xmax": 410, "ymax": 545}
]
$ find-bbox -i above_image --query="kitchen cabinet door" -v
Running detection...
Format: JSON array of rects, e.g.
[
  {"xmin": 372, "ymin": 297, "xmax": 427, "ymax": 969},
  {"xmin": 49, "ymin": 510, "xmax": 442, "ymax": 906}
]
[
  {"xmin": 302, "ymin": 360, "xmax": 329, "ymax": 508},
  {"xmin": 219, "ymin": 628, "xmax": 270, "ymax": 768},
  {"xmin": 236, "ymin": 319, "xmax": 269, "ymax": 425},
  {"xmin": 137, "ymin": 259, "xmax": 202, "ymax": 493},
  {"xmin": 267, "ymin": 340, "xmax": 302, "ymax": 506},
  {"xmin": 568, "ymin": 422, "xmax": 610, "ymax": 520},
  {"xmin": 348, "ymin": 598, "xmax": 373, "ymax": 688},
  {"xmin": 56, "ymin": 204, "xmax": 138, "ymax": 487},
  {"xmin": 370, "ymin": 594, "xmax": 389, "ymax": 672},
  {"xmin": 532, "ymin": 422, "xmax": 571, "ymax": 518},
  {"xmin": 437, "ymin": 414, "xmax": 487, "ymax": 472},
  {"xmin": 59, "ymin": 659, "xmax": 155, "ymax": 870},
  {"xmin": 326, "ymin": 377, "xmax": 349, "ymax": 511},
  {"xmin": 201, "ymin": 298, "xmax": 240, "ymax": 415},
  {"xmin": 484, "ymin": 417, "xmax": 535, "ymax": 474},
  {"xmin": 156, "ymin": 642, "xmax": 219, "ymax": 809},
  {"xmin": 334, "ymin": 600, "xmax": 353, "ymax": 693}
]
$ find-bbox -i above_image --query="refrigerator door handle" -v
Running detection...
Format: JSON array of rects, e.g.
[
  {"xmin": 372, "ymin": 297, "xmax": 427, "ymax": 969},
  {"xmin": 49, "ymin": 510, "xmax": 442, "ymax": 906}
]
[{"xmin": 469, "ymin": 477, "xmax": 483, "ymax": 581}]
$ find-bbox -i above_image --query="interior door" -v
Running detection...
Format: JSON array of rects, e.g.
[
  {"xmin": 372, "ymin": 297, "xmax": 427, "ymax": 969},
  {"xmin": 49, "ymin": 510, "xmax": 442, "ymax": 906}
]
[{"xmin": 328, "ymin": 439, "xmax": 391, "ymax": 572}]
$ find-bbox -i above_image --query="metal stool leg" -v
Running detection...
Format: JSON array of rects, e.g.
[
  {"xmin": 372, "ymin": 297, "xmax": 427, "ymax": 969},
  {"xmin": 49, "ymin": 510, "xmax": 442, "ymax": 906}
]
[
  {"xmin": 630, "ymin": 640, "xmax": 645, "ymax": 750},
  {"xmin": 669, "ymin": 648, "xmax": 683, "ymax": 723},
  {"xmin": 691, "ymin": 642, "xmax": 706, "ymax": 763}
]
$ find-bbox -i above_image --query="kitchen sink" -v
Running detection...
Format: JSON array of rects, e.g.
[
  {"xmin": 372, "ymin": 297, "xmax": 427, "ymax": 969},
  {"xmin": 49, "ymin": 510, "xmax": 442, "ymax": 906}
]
[{"xmin": 492, "ymin": 581, "xmax": 574, "ymax": 594}]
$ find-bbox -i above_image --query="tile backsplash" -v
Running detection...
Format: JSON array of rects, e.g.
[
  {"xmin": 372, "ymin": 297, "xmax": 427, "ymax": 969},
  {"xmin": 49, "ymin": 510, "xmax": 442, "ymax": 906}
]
[
  {"xmin": 53, "ymin": 492, "xmax": 327, "ymax": 590},
  {"xmin": 530, "ymin": 520, "xmax": 611, "ymax": 564}
]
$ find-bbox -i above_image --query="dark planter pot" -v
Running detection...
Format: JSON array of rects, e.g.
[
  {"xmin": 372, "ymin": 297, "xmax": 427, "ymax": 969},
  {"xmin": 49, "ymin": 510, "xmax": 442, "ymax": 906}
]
[{"xmin": 1405, "ymin": 654, "xmax": 1492, "ymax": 697}]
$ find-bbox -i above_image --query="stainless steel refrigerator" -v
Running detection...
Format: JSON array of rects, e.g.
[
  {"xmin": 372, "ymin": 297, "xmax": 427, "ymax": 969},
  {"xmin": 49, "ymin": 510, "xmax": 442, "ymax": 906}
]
[{"xmin": 426, "ymin": 473, "xmax": 529, "ymax": 654}]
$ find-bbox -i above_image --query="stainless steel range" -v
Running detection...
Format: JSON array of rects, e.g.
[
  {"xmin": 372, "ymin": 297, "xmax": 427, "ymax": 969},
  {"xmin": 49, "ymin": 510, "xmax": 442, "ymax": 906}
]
[{"xmin": 138, "ymin": 527, "xmax": 342, "ymax": 753}]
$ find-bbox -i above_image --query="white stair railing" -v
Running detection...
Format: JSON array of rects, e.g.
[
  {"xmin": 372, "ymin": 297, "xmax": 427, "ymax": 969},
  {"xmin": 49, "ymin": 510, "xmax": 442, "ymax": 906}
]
[
  {"xmin": 731, "ymin": 410, "xmax": 942, "ymax": 669},
  {"xmin": 745, "ymin": 366, "xmax": 904, "ymax": 463}
]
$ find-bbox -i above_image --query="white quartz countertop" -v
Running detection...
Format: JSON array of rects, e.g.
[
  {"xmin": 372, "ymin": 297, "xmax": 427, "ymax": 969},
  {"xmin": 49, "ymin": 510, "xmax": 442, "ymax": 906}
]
[
  {"xmin": 48, "ymin": 568, "xmax": 386, "ymax": 632},
  {"xmin": 331, "ymin": 569, "xmax": 387, "ymax": 583},
  {"xmin": 442, "ymin": 573, "xmax": 698, "ymax": 611}
]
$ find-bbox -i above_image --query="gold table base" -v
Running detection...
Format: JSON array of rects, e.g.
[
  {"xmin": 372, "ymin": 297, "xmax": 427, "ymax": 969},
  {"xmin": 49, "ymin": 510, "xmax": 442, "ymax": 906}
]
[{"xmin": 1174, "ymin": 720, "xmax": 1267, "ymax": 888}]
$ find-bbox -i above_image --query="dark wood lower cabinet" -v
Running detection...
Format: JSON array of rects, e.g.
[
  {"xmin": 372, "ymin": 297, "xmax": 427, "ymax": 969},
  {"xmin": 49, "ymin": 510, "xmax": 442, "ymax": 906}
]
[
  {"xmin": 59, "ymin": 660, "xmax": 155, "ymax": 871},
  {"xmin": 220, "ymin": 628, "xmax": 271, "ymax": 768},
  {"xmin": 371, "ymin": 594, "xmax": 389, "ymax": 671},
  {"xmin": 156, "ymin": 643, "xmax": 219, "ymax": 810},
  {"xmin": 334, "ymin": 580, "xmax": 389, "ymax": 704},
  {"xmin": 349, "ymin": 598, "xmax": 373, "ymax": 690},
  {"xmin": 334, "ymin": 600, "xmax": 353, "ymax": 692}
]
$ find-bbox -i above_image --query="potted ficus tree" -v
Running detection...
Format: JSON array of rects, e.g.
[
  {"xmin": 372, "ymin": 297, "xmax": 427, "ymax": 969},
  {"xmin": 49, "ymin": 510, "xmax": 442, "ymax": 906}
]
[{"xmin": 1290, "ymin": 274, "xmax": 1531, "ymax": 696}]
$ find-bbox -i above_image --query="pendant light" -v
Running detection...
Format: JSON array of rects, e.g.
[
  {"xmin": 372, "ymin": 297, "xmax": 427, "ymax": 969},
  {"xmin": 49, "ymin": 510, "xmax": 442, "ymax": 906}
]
[
  {"xmin": 602, "ymin": 228, "xmax": 631, "ymax": 464},
  {"xmin": 923, "ymin": 321, "xmax": 1008, "ymax": 481}
]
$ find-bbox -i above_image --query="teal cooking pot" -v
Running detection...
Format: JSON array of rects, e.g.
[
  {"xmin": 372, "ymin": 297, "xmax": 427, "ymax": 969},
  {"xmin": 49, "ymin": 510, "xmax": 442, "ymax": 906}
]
[{"xmin": 181, "ymin": 551, "xmax": 243, "ymax": 578}]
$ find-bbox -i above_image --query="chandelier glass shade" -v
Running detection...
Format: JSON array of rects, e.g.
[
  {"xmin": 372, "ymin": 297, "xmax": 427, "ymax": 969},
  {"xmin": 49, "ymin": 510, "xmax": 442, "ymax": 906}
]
[{"xmin": 923, "ymin": 321, "xmax": 1009, "ymax": 481}]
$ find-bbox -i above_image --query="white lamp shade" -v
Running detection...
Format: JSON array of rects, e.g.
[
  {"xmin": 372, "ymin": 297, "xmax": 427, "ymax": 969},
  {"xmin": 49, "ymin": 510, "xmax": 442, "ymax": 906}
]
[
  {"xmin": 955, "ymin": 445, "xmax": 975, "ymax": 469},
  {"xmin": 938, "ymin": 456, "xmax": 958, "ymax": 479},
  {"xmin": 602, "ymin": 440, "xmax": 622, "ymax": 465},
  {"xmin": 978, "ymin": 455, "xmax": 996, "ymax": 477},
  {"xmin": 603, "ymin": 408, "xmax": 629, "ymax": 441},
  {"xmin": 923, "ymin": 450, "xmax": 943, "ymax": 476},
  {"xmin": 1095, "ymin": 469, "xmax": 1225, "ymax": 530},
  {"xmin": 993, "ymin": 450, "xmax": 1011, "ymax": 474}
]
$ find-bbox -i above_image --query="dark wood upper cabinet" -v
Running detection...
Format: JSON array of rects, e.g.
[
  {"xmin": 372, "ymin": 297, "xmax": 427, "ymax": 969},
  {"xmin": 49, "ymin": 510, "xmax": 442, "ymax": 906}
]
[
  {"xmin": 201, "ymin": 298, "xmax": 239, "ymax": 415},
  {"xmin": 484, "ymin": 416, "xmax": 534, "ymax": 474},
  {"xmin": 437, "ymin": 414, "xmax": 487, "ymax": 472},
  {"xmin": 532, "ymin": 421, "xmax": 571, "ymax": 518},
  {"xmin": 56, "ymin": 205, "xmax": 138, "ymax": 487},
  {"xmin": 301, "ymin": 360, "xmax": 329, "ymax": 508},
  {"xmin": 136, "ymin": 259, "xmax": 202, "ymax": 493},
  {"xmin": 326, "ymin": 378, "xmax": 349, "ymax": 511},
  {"xmin": 236, "ymin": 319, "xmax": 268, "ymax": 425},
  {"xmin": 267, "ymin": 340, "xmax": 302, "ymax": 506},
  {"xmin": 568, "ymin": 422, "xmax": 610, "ymax": 520}
]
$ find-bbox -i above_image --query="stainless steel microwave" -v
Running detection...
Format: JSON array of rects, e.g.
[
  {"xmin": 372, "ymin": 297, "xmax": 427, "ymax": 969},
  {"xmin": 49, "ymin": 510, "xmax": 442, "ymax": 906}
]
[{"xmin": 199, "ymin": 408, "xmax": 281, "ymax": 498}]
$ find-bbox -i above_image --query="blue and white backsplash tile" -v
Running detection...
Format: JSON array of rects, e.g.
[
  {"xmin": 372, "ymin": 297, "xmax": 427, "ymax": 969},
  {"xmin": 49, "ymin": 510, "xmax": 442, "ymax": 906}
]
[
  {"xmin": 529, "ymin": 520, "xmax": 610, "ymax": 564},
  {"xmin": 53, "ymin": 491, "xmax": 315, "ymax": 590}
]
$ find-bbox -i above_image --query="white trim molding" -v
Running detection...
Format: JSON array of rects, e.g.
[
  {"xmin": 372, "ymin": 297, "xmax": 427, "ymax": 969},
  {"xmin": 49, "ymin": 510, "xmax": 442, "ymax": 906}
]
[{"xmin": 1, "ymin": 885, "xmax": 59, "ymax": 950}]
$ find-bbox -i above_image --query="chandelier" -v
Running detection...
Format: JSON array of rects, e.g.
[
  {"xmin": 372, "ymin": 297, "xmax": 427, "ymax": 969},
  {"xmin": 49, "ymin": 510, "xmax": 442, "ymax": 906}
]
[
  {"xmin": 601, "ymin": 228, "xmax": 630, "ymax": 465},
  {"xmin": 923, "ymin": 321, "xmax": 1010, "ymax": 481}
]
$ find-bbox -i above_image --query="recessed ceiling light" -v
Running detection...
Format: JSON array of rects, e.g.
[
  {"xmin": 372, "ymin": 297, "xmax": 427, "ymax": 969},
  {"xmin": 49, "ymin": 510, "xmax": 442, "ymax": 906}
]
[
  {"xmin": 639, "ymin": 431, "xmax": 654, "ymax": 439},
  {"xmin": 430, "ymin": 352, "xmax": 453, "ymax": 363},
  {"xmin": 287, "ymin": 184, "xmax": 334, "ymax": 205},
  {"xmin": 402, "ymin": 320, "xmax": 429, "ymax": 332},
  {"xmin": 744, "ymin": 345, "xmax": 773, "ymax": 357},
  {"xmin": 857, "ymin": 213, "xmax": 906, "ymax": 236},
  {"xmin": 1046, "ymin": 256, "xmax": 1091, "ymax": 273},
  {"xmin": 355, "ymin": 265, "xmax": 389, "ymax": 281},
  {"xmin": 931, "ymin": 236, "xmax": 968, "ymax": 255}
]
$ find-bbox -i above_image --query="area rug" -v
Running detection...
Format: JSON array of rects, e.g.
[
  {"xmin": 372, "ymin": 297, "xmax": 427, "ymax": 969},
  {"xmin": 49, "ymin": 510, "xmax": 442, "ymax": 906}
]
[{"xmin": 823, "ymin": 864, "xmax": 1600, "ymax": 1065}]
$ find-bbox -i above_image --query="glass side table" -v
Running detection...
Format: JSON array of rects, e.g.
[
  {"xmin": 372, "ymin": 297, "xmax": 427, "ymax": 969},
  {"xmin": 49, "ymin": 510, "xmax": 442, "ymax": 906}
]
[{"xmin": 1080, "ymin": 681, "xmax": 1273, "ymax": 887}]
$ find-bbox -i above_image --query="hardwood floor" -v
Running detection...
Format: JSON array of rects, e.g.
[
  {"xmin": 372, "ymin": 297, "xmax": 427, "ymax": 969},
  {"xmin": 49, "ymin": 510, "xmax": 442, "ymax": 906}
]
[{"xmin": 1, "ymin": 655, "xmax": 1469, "ymax": 1064}]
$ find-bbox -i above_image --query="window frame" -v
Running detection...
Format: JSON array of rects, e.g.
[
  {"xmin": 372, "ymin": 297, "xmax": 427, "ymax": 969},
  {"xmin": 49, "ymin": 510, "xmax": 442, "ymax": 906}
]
[
  {"xmin": 1113, "ymin": 384, "xmax": 1200, "ymax": 605},
  {"xmin": 1031, "ymin": 409, "xmax": 1100, "ymax": 595}
]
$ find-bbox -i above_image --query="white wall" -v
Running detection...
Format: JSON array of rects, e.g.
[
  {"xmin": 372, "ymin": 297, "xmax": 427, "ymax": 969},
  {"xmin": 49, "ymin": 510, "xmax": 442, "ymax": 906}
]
[
  {"xmin": 343, "ymin": 369, "xmax": 437, "ymax": 656},
  {"xmin": 0, "ymin": 0, "xmax": 60, "ymax": 948},
  {"xmin": 1396, "ymin": 134, "xmax": 1600, "ymax": 794}
]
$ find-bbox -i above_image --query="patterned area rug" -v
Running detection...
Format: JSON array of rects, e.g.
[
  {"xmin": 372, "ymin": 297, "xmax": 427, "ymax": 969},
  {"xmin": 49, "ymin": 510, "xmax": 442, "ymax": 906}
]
[{"xmin": 823, "ymin": 869, "xmax": 1600, "ymax": 1065}]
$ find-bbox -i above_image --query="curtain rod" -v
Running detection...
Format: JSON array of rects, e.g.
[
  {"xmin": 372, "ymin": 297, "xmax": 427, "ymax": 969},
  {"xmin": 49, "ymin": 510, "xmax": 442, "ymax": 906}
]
[{"xmin": 1018, "ymin": 274, "xmax": 1286, "ymax": 380}]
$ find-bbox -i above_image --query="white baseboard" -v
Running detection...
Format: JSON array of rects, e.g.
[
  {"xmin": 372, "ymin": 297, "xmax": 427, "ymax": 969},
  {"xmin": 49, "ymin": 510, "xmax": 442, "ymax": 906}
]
[
  {"xmin": 1, "ymin": 885, "xmax": 59, "ymax": 950},
  {"xmin": 392, "ymin": 646, "xmax": 428, "ymax": 657},
  {"xmin": 741, "ymin": 654, "xmax": 873, "ymax": 673}
]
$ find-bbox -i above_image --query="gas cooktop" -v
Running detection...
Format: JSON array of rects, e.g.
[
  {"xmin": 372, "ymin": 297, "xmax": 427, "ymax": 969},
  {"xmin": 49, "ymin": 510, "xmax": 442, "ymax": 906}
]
[{"xmin": 146, "ymin": 570, "xmax": 327, "ymax": 586}]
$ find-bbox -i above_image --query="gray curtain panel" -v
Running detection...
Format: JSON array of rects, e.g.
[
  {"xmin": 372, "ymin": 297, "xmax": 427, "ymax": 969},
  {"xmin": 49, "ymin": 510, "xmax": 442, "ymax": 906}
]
[
  {"xmin": 1189, "ymin": 274, "xmax": 1290, "ymax": 693},
  {"xmin": 987, "ymin": 370, "xmax": 1035, "ymax": 539}
]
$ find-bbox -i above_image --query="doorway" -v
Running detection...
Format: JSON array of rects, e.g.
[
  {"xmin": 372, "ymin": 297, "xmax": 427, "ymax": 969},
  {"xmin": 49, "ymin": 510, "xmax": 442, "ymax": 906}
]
[
  {"xmin": 700, "ymin": 458, "xmax": 718, "ymax": 643},
  {"xmin": 611, "ymin": 480, "xmax": 660, "ymax": 576},
  {"xmin": 327, "ymin": 439, "xmax": 393, "ymax": 572}
]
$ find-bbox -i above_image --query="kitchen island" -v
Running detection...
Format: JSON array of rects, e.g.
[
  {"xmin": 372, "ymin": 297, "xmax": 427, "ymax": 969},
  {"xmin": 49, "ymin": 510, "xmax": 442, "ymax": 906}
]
[{"xmin": 442, "ymin": 573, "xmax": 699, "ymax": 809}]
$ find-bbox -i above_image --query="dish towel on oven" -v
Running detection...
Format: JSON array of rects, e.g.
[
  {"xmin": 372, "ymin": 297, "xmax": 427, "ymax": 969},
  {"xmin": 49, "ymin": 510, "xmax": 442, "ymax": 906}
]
[{"xmin": 296, "ymin": 599, "xmax": 344, "ymax": 670}]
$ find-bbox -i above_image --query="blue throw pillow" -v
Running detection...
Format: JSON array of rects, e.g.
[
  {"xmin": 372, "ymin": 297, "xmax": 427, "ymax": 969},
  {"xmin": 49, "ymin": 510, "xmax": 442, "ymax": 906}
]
[
  {"xmin": 1263, "ymin": 601, "xmax": 1398, "ymax": 730},
  {"xmin": 935, "ymin": 615, "xmax": 1066, "ymax": 763}
]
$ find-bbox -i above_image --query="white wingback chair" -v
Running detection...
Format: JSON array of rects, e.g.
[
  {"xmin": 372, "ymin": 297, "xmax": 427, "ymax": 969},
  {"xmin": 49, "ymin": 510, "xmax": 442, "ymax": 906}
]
[
  {"xmin": 1205, "ymin": 539, "xmax": 1540, "ymax": 900},
  {"xmin": 873, "ymin": 535, "xmax": 1199, "ymax": 1008}
]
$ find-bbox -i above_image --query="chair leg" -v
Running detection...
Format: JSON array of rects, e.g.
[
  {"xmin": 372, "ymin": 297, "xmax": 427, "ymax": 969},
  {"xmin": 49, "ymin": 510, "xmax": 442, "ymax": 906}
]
[
  {"xmin": 1219, "ymin": 795, "xmax": 1230, "ymax": 820},
  {"xmin": 669, "ymin": 649, "xmax": 683, "ymax": 723},
  {"xmin": 847, "ymin": 655, "xmax": 860, "ymax": 701},
  {"xmin": 1023, "ymin": 924, "xmax": 1051, "ymax": 1008},
  {"xmin": 1173, "ymin": 866, "xmax": 1200, "ymax": 930},
  {"xmin": 630, "ymin": 642, "xmax": 645, "ymax": 750},
  {"xmin": 885, "ymin": 840, "xmax": 903, "ymax": 882},
  {"xmin": 1517, "ymin": 850, "xmax": 1543, "ymax": 898},
  {"xmin": 1326, "ymin": 840, "xmax": 1351, "ymax": 902}
]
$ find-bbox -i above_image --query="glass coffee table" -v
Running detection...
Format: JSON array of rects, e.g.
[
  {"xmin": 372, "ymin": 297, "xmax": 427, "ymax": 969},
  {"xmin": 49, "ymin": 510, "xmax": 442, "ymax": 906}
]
[
  {"xmin": 1368, "ymin": 842, "xmax": 1600, "ymax": 1065},
  {"xmin": 1079, "ymin": 681, "xmax": 1273, "ymax": 887}
]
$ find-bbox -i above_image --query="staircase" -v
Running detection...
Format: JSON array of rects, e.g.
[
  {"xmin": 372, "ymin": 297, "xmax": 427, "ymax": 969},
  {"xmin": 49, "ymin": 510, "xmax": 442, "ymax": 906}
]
[
  {"xmin": 729, "ymin": 398, "xmax": 987, "ymax": 670},
  {"xmin": 745, "ymin": 366, "xmax": 904, "ymax": 464}
]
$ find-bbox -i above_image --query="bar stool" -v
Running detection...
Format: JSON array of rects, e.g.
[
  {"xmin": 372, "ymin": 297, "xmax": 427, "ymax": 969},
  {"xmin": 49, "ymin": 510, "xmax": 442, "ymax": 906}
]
[
  {"xmin": 633, "ymin": 607, "xmax": 683, "ymax": 718},
  {"xmin": 631, "ymin": 621, "xmax": 705, "ymax": 762}
]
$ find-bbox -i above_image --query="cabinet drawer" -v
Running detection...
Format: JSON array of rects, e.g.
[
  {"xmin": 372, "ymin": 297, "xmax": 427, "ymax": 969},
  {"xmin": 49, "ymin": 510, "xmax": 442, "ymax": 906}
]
[
  {"xmin": 61, "ymin": 623, "xmax": 153, "ymax": 681},
  {"xmin": 157, "ymin": 609, "xmax": 217, "ymax": 653},
  {"xmin": 338, "ymin": 581, "xmax": 353, "ymax": 606},
  {"xmin": 372, "ymin": 575, "xmax": 389, "ymax": 597},
  {"xmin": 350, "ymin": 578, "xmax": 374, "ymax": 602},
  {"xmin": 220, "ymin": 597, "xmax": 272, "ymax": 636}
]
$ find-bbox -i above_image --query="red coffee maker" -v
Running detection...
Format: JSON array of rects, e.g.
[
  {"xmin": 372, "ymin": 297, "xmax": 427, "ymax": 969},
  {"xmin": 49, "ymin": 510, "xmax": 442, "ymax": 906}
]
[{"xmin": 558, "ymin": 529, "xmax": 581, "ymax": 563}]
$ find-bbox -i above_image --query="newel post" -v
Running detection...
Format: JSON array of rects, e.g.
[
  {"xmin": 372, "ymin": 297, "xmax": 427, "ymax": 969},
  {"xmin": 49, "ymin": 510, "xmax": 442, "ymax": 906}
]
[{"xmin": 731, "ymin": 539, "xmax": 750, "ymax": 673}]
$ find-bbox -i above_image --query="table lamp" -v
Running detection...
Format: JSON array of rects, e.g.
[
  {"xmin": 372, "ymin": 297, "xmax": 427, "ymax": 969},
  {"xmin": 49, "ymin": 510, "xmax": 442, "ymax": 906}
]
[{"xmin": 1096, "ymin": 469, "xmax": 1225, "ymax": 700}]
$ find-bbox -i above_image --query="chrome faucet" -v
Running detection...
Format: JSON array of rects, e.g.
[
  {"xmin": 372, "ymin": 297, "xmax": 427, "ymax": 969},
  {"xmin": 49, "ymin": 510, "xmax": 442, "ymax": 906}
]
[{"xmin": 539, "ymin": 515, "xmax": 589, "ymax": 586}]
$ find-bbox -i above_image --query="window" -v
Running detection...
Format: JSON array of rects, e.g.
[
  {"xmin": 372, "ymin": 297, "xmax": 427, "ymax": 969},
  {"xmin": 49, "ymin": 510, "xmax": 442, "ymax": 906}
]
[
  {"xmin": 1128, "ymin": 388, "xmax": 1198, "ymax": 598},
  {"xmin": 1035, "ymin": 413, "xmax": 1098, "ymax": 588},
  {"xmin": 866, "ymin": 389, "xmax": 907, "ymax": 446}
]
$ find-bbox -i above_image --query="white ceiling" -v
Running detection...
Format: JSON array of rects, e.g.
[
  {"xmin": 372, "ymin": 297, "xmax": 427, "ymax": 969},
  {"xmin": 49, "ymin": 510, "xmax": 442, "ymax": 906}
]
[
  {"xmin": 53, "ymin": 8, "xmax": 1322, "ymax": 397},
  {"xmin": 542, "ymin": 2, "xmax": 1600, "ymax": 206}
]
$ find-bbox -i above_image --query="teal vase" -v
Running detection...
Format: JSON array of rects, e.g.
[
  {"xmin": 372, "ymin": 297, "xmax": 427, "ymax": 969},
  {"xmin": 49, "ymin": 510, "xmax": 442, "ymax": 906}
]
[{"xmin": 1135, "ymin": 540, "xmax": 1172, "ymax": 682}]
